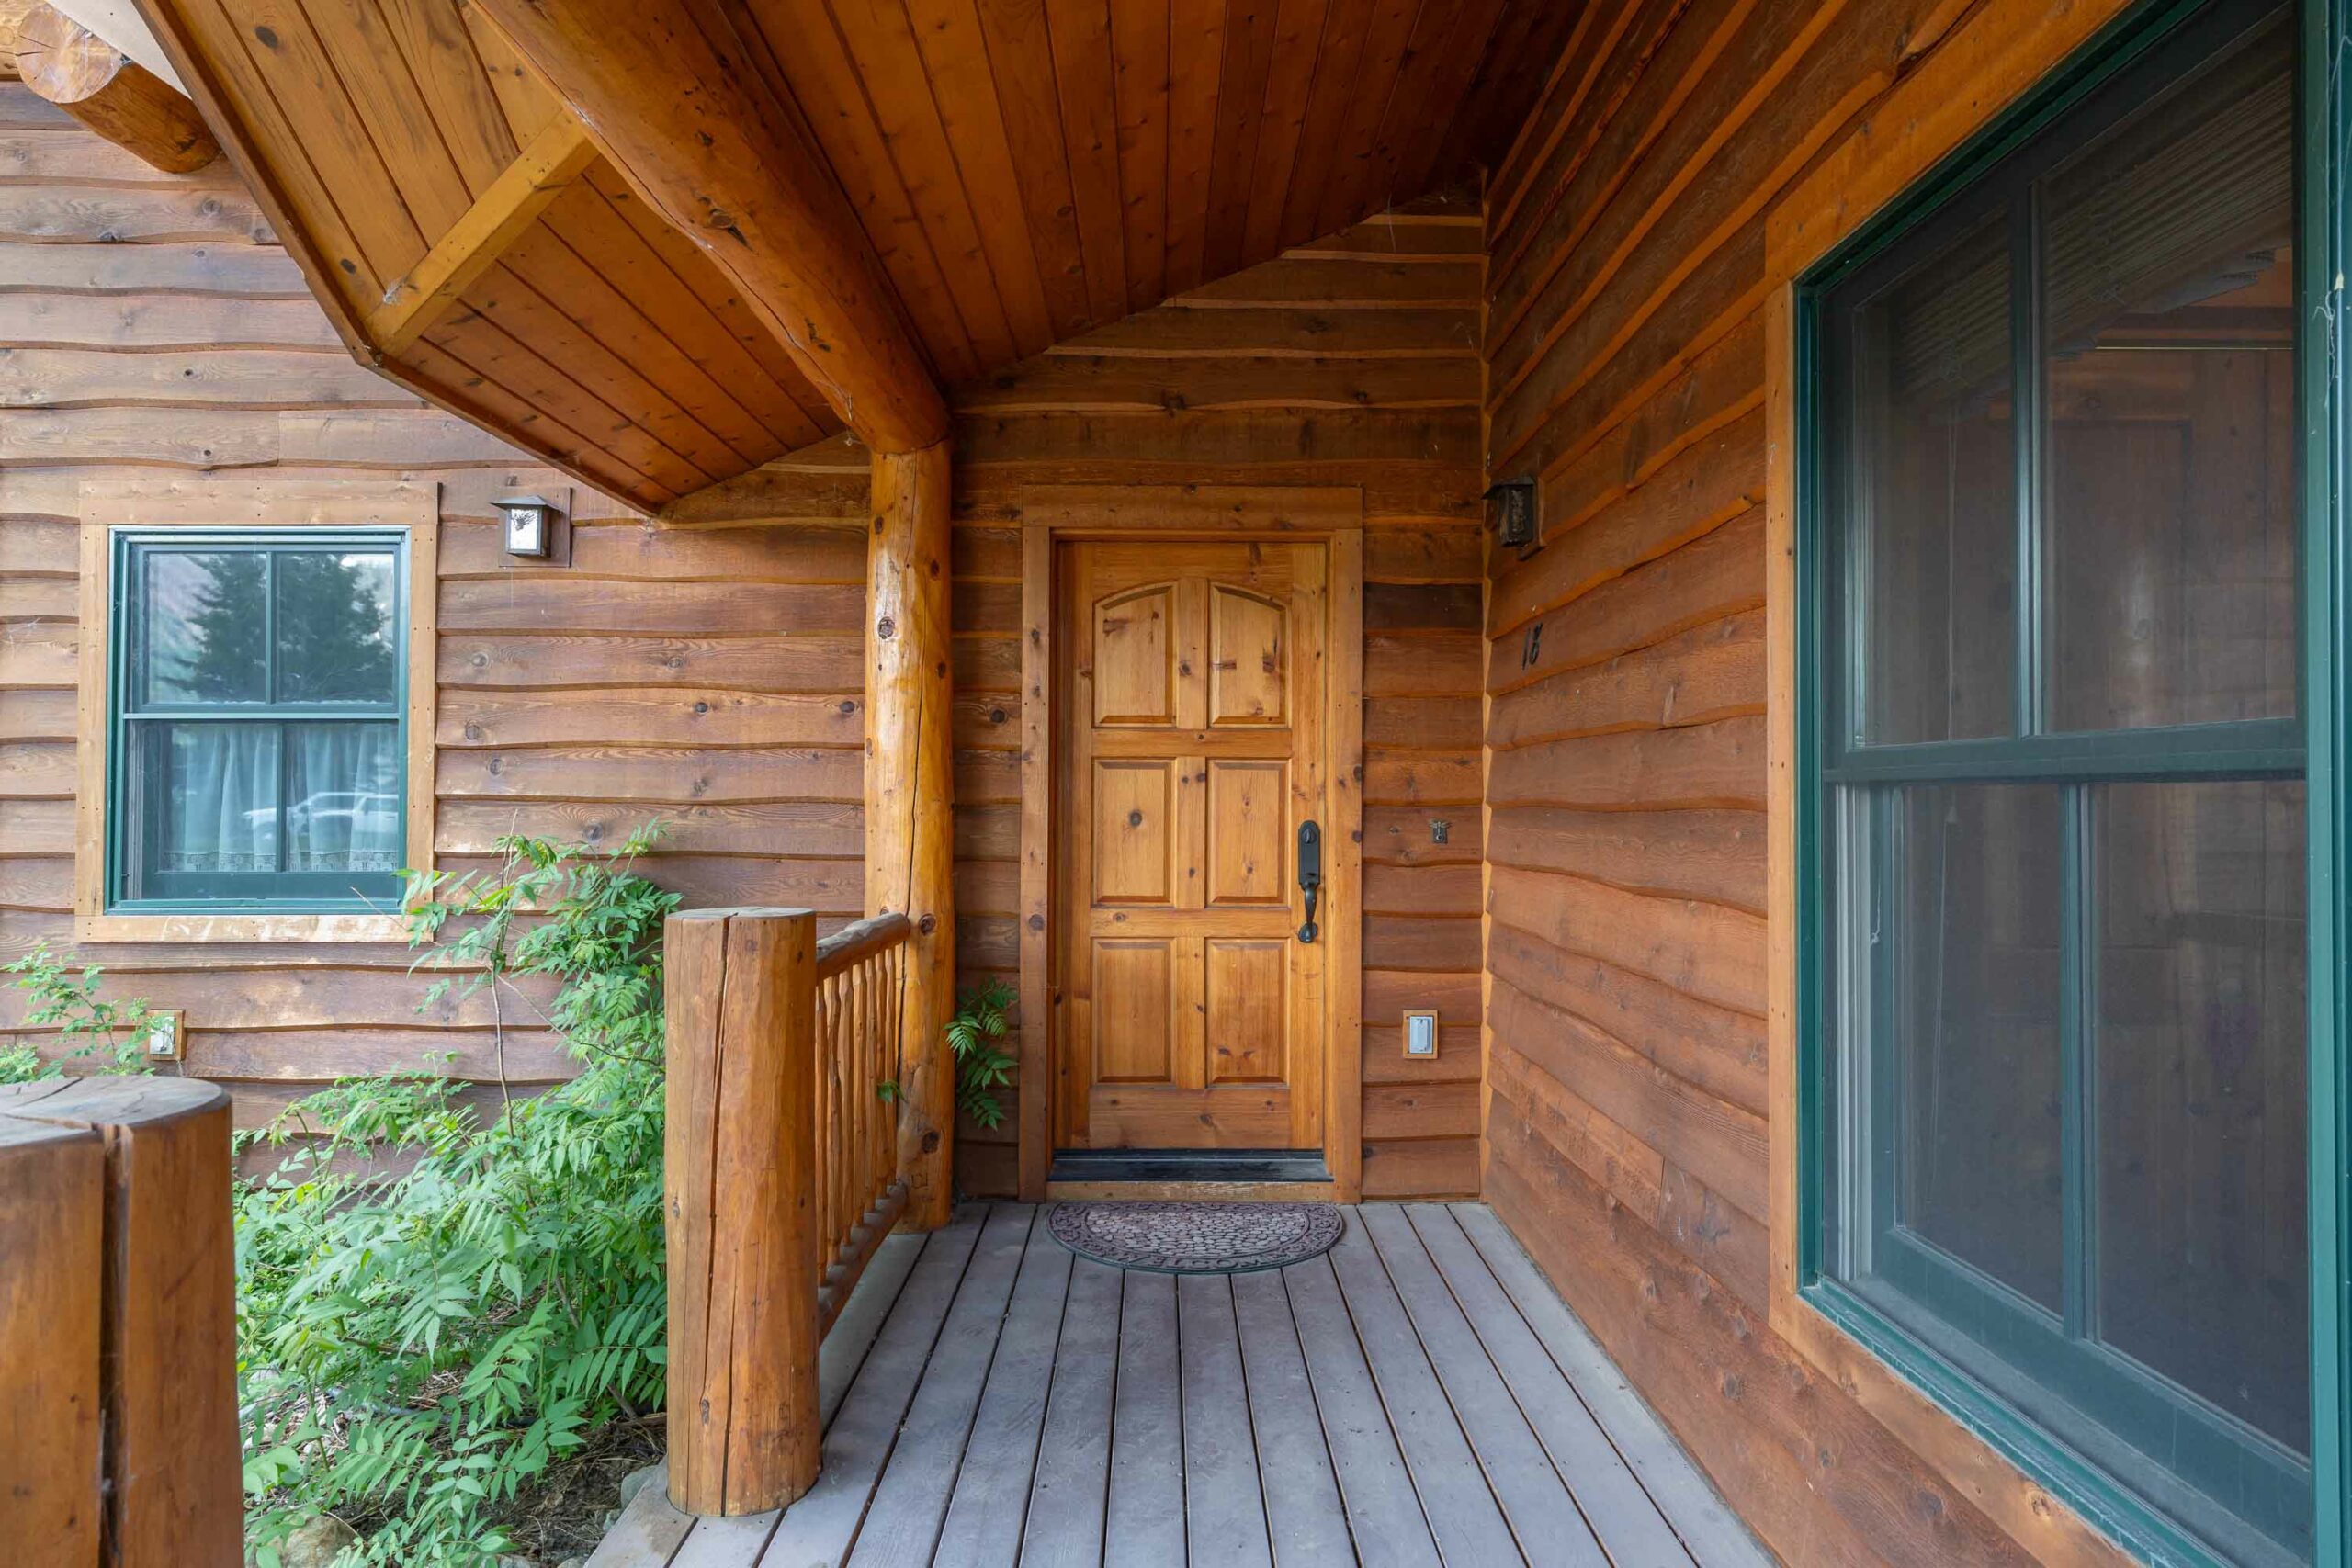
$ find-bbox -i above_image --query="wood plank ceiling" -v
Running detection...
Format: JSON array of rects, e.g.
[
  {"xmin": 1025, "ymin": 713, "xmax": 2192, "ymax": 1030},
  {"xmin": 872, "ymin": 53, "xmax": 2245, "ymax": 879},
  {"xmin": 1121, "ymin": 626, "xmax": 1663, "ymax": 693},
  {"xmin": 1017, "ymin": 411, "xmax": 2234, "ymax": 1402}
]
[{"xmin": 133, "ymin": 0, "xmax": 1583, "ymax": 513}]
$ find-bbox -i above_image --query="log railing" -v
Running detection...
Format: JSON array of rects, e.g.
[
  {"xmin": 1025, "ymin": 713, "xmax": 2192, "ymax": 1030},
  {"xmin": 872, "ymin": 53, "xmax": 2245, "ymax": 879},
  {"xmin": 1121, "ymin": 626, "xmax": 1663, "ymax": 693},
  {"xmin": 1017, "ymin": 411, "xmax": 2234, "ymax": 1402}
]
[
  {"xmin": 662, "ymin": 906, "xmax": 913, "ymax": 1517},
  {"xmin": 811, "ymin": 913, "xmax": 910, "ymax": 1333}
]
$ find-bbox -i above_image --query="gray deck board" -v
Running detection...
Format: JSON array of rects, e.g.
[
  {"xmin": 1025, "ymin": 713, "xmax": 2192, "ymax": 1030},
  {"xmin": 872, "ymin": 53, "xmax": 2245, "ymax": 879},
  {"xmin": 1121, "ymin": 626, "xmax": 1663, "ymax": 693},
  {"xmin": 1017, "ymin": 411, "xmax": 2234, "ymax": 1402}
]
[
  {"xmin": 1449, "ymin": 1204, "xmax": 1770, "ymax": 1568},
  {"xmin": 592, "ymin": 1204, "xmax": 1768, "ymax": 1568},
  {"xmin": 1016, "ymin": 1258, "xmax": 1122, "ymax": 1567},
  {"xmin": 1177, "ymin": 1274, "xmax": 1273, "ymax": 1568},
  {"xmin": 752, "ymin": 1204, "xmax": 988, "ymax": 1566},
  {"xmin": 1402, "ymin": 1205, "xmax": 1693, "ymax": 1568},
  {"xmin": 1107, "ymin": 1269, "xmax": 1189, "ymax": 1566},
  {"xmin": 1282, "ymin": 1255, "xmax": 1443, "ymax": 1568},
  {"xmin": 1229, "ymin": 1268, "xmax": 1355, "ymax": 1565},
  {"xmin": 933, "ymin": 1211, "xmax": 1075, "ymax": 1568},
  {"xmin": 1325, "ymin": 1215, "xmax": 1522, "ymax": 1565},
  {"xmin": 1357, "ymin": 1204, "xmax": 1606, "ymax": 1565},
  {"xmin": 846, "ymin": 1205, "xmax": 1036, "ymax": 1568}
]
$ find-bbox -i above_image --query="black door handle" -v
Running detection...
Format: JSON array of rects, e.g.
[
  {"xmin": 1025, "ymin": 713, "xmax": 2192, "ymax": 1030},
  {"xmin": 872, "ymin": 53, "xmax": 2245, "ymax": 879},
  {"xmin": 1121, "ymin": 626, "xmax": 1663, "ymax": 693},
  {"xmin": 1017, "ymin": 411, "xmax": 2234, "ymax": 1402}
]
[{"xmin": 1296, "ymin": 820, "xmax": 1322, "ymax": 943}]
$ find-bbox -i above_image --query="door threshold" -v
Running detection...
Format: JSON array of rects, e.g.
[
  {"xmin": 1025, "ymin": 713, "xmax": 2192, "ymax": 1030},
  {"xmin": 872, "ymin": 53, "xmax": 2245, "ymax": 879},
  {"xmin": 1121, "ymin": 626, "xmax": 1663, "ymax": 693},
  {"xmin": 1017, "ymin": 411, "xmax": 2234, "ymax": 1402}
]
[{"xmin": 1046, "ymin": 1148, "xmax": 1334, "ymax": 1202}]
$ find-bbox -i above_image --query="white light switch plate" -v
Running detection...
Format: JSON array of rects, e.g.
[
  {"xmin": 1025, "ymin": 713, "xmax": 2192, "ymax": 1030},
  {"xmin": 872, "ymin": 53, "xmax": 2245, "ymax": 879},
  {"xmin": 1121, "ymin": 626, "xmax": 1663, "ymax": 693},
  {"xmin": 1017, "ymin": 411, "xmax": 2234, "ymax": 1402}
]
[{"xmin": 1403, "ymin": 1010, "xmax": 1439, "ymax": 1058}]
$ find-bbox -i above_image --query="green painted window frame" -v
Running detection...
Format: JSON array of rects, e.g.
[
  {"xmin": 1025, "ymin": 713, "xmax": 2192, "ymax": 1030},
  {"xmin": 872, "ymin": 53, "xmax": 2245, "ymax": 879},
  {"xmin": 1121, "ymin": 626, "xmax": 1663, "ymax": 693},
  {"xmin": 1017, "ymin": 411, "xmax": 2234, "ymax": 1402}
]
[
  {"xmin": 1790, "ymin": 0, "xmax": 2348, "ymax": 1562},
  {"xmin": 105, "ymin": 526, "xmax": 412, "ymax": 916}
]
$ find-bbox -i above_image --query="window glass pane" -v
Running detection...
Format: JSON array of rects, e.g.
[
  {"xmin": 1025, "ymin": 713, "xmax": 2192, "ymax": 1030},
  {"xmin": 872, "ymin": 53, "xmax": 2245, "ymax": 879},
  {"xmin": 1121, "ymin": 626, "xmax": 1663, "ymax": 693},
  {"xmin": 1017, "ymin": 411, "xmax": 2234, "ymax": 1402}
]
[
  {"xmin": 135, "ymin": 722, "xmax": 280, "ymax": 882},
  {"xmin": 2096, "ymin": 779, "xmax": 2307, "ymax": 1457},
  {"xmin": 141, "ymin": 550, "xmax": 267, "ymax": 705},
  {"xmin": 2041, "ymin": 14, "xmax": 2296, "ymax": 732},
  {"xmin": 275, "ymin": 549, "xmax": 399, "ymax": 703},
  {"xmin": 284, "ymin": 723, "xmax": 402, "ymax": 875},
  {"xmin": 1880, "ymin": 784, "xmax": 2067, "ymax": 1311},
  {"xmin": 1849, "ymin": 216, "xmax": 2018, "ymax": 744}
]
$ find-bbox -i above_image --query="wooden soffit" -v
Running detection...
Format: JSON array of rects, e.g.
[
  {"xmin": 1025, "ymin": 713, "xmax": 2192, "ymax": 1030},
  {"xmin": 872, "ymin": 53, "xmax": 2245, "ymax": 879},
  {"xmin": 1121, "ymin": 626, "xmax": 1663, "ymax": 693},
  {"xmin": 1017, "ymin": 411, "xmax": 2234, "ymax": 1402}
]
[{"xmin": 130, "ymin": 0, "xmax": 1579, "ymax": 513}]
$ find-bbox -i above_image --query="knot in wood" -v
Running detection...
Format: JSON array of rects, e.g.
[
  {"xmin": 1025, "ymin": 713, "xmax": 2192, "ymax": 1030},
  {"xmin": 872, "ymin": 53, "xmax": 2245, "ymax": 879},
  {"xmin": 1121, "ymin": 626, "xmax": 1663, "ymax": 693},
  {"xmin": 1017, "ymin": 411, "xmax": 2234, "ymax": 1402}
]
[{"xmin": 876, "ymin": 615, "xmax": 898, "ymax": 639}]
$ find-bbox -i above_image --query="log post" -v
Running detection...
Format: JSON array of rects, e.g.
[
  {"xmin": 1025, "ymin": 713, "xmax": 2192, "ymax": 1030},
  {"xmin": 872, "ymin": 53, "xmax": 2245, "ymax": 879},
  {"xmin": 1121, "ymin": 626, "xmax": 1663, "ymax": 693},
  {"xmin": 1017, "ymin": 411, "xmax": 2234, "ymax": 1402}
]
[
  {"xmin": 867, "ymin": 440, "xmax": 956, "ymax": 1232},
  {"xmin": 0, "ymin": 1111, "xmax": 101, "ymax": 1557},
  {"xmin": 11, "ymin": 3, "xmax": 217, "ymax": 173},
  {"xmin": 0, "ymin": 1077, "xmax": 242, "ymax": 1565},
  {"xmin": 662, "ymin": 907, "xmax": 820, "ymax": 1516}
]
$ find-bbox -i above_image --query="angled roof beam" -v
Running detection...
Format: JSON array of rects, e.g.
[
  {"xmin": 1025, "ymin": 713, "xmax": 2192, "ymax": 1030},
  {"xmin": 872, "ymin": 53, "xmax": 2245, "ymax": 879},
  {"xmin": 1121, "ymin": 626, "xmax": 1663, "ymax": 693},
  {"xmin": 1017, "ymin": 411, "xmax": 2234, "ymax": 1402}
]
[{"xmin": 469, "ymin": 0, "xmax": 950, "ymax": 455}]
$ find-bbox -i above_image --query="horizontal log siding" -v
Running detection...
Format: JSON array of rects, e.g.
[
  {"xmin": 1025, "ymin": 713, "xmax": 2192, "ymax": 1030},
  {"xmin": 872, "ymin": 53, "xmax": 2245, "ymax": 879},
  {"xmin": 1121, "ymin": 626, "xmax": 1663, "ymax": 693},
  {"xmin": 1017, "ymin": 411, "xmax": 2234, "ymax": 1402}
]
[
  {"xmin": 0, "ymin": 86, "xmax": 865, "ymax": 1133},
  {"xmin": 1478, "ymin": 3, "xmax": 2094, "ymax": 1563},
  {"xmin": 1, "ymin": 95, "xmax": 1484, "ymax": 1194}
]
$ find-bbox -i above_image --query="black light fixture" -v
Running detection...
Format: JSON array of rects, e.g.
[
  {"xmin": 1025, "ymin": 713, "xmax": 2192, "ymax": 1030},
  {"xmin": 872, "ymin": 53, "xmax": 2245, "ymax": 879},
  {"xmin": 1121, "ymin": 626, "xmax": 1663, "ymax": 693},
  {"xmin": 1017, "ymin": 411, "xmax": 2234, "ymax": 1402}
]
[
  {"xmin": 497, "ymin": 494, "xmax": 557, "ymax": 558},
  {"xmin": 1485, "ymin": 476, "xmax": 1540, "ymax": 554}
]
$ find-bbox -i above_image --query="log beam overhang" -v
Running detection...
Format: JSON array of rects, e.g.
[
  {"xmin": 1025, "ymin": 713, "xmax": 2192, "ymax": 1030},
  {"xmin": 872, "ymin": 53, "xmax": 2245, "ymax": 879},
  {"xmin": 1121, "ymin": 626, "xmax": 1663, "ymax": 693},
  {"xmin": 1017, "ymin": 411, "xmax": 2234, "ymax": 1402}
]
[
  {"xmin": 11, "ymin": 1, "xmax": 215, "ymax": 171},
  {"xmin": 467, "ymin": 0, "xmax": 951, "ymax": 457}
]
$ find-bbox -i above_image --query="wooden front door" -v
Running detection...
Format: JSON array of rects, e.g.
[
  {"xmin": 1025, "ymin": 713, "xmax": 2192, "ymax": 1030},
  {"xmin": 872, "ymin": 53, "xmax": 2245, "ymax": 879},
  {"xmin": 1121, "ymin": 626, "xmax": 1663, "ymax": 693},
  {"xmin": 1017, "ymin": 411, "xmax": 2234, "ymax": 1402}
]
[{"xmin": 1055, "ymin": 539, "xmax": 1330, "ymax": 1153}]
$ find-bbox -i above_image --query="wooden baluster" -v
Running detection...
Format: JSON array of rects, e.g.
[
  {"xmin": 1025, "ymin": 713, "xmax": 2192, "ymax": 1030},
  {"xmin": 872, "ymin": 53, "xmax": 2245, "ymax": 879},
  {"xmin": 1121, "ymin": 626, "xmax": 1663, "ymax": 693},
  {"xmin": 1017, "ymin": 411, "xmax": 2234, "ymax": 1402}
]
[
  {"xmin": 818, "ymin": 976, "xmax": 833, "ymax": 1264},
  {"xmin": 865, "ymin": 949, "xmax": 884, "ymax": 1213},
  {"xmin": 836, "ymin": 968, "xmax": 853, "ymax": 1251}
]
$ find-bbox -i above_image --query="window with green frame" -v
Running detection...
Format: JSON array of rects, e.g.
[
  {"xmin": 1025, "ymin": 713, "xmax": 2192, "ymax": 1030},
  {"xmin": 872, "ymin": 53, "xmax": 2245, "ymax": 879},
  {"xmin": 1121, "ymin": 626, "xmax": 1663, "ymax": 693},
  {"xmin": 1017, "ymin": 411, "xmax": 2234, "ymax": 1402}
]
[
  {"xmin": 107, "ymin": 529, "xmax": 409, "ymax": 912},
  {"xmin": 1803, "ymin": 0, "xmax": 2315, "ymax": 1562}
]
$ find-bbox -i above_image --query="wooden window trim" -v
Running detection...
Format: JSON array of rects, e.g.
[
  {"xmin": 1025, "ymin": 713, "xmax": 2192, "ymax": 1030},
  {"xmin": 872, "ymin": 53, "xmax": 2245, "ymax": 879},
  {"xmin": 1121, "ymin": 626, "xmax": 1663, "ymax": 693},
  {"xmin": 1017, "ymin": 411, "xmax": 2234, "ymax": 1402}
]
[
  {"xmin": 1011, "ymin": 484, "xmax": 1366, "ymax": 1204},
  {"xmin": 1761, "ymin": 0, "xmax": 2150, "ymax": 1562},
  {"xmin": 73, "ymin": 479, "xmax": 439, "ymax": 945}
]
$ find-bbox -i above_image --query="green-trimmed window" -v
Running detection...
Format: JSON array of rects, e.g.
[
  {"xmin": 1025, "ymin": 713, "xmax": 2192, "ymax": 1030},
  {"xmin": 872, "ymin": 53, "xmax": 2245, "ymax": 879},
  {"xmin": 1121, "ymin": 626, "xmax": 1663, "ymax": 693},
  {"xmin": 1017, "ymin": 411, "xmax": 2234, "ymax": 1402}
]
[
  {"xmin": 108, "ymin": 529, "xmax": 409, "ymax": 912},
  {"xmin": 1805, "ymin": 1, "xmax": 2312, "ymax": 1562}
]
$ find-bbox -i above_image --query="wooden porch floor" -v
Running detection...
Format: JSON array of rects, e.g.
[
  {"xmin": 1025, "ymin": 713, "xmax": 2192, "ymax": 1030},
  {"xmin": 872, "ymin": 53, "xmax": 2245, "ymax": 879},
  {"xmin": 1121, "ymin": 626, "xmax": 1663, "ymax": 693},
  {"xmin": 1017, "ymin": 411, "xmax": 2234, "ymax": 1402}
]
[{"xmin": 589, "ymin": 1203, "xmax": 1769, "ymax": 1567}]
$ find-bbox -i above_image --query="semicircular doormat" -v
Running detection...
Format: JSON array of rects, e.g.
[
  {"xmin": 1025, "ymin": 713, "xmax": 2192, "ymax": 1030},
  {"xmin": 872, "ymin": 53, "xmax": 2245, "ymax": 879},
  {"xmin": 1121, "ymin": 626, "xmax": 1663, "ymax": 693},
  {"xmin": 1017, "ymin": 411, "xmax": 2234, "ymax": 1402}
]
[{"xmin": 1046, "ymin": 1201, "xmax": 1345, "ymax": 1274}]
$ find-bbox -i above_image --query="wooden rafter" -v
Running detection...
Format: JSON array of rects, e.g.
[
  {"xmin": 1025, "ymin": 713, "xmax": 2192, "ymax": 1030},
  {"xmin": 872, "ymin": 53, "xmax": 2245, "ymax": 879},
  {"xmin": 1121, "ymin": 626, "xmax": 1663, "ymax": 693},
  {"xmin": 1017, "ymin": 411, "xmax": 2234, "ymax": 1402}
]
[
  {"xmin": 469, "ymin": 0, "xmax": 949, "ymax": 455},
  {"xmin": 366, "ymin": 115, "xmax": 599, "ymax": 356}
]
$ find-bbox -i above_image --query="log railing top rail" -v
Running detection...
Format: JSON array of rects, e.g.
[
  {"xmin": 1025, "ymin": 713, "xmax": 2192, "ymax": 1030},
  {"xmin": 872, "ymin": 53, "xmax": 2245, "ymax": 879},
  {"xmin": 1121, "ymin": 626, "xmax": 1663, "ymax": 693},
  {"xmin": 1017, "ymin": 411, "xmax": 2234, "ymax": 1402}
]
[{"xmin": 815, "ymin": 911, "xmax": 912, "ymax": 980}]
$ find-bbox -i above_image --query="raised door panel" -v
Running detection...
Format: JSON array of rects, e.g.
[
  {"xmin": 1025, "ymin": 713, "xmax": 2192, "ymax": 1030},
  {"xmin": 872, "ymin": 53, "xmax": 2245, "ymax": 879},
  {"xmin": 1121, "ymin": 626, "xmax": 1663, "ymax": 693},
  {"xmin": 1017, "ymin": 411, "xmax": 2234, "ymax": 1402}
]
[
  {"xmin": 1204, "ymin": 760, "xmax": 1288, "ymax": 906},
  {"xmin": 1091, "ymin": 940, "xmax": 1175, "ymax": 1084},
  {"xmin": 1208, "ymin": 583, "xmax": 1287, "ymax": 725},
  {"xmin": 1092, "ymin": 760, "xmax": 1175, "ymax": 905},
  {"xmin": 1092, "ymin": 584, "xmax": 1175, "ymax": 725},
  {"xmin": 1205, "ymin": 939, "xmax": 1286, "ymax": 1083}
]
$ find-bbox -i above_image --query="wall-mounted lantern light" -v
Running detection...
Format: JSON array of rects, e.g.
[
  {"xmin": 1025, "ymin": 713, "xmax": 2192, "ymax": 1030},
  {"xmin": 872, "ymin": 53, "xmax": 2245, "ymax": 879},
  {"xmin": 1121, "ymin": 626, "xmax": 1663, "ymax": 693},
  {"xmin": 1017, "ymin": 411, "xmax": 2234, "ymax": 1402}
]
[
  {"xmin": 1485, "ymin": 476, "xmax": 1541, "ymax": 555},
  {"xmin": 498, "ymin": 494, "xmax": 558, "ymax": 558}
]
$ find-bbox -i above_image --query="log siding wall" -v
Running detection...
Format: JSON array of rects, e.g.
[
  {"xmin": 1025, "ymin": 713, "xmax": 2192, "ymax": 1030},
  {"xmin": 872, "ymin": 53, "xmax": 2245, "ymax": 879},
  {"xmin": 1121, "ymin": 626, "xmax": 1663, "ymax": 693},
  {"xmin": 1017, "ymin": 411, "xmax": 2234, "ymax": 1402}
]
[
  {"xmin": 1478, "ymin": 1, "xmax": 2149, "ymax": 1562},
  {"xmin": 1, "ymin": 90, "xmax": 1487, "ymax": 1196}
]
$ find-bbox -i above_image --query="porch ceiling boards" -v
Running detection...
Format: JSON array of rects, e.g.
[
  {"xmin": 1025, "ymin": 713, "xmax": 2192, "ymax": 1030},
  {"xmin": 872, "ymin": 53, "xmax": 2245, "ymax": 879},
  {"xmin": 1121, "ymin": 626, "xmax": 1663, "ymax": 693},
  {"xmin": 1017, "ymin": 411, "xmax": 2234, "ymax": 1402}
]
[
  {"xmin": 131, "ymin": 0, "xmax": 843, "ymax": 512},
  {"xmin": 127, "ymin": 0, "xmax": 1581, "ymax": 513},
  {"xmin": 587, "ymin": 1202, "xmax": 1770, "ymax": 1568}
]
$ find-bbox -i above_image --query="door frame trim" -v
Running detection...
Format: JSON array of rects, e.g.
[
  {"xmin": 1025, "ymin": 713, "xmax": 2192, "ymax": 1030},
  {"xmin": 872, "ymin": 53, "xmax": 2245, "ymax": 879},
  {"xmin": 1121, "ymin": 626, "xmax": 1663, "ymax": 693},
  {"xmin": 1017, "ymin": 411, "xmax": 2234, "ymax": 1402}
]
[{"xmin": 1014, "ymin": 485, "xmax": 1366, "ymax": 1202}]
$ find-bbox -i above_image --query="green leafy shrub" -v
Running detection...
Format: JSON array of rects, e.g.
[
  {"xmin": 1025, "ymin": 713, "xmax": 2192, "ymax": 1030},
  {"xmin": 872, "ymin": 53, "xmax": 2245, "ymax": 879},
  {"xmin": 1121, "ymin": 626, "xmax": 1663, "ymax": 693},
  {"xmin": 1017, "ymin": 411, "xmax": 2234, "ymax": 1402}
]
[
  {"xmin": 0, "ymin": 942, "xmax": 160, "ymax": 1084},
  {"xmin": 945, "ymin": 979, "xmax": 1016, "ymax": 1130},
  {"xmin": 237, "ymin": 827, "xmax": 679, "ymax": 1567}
]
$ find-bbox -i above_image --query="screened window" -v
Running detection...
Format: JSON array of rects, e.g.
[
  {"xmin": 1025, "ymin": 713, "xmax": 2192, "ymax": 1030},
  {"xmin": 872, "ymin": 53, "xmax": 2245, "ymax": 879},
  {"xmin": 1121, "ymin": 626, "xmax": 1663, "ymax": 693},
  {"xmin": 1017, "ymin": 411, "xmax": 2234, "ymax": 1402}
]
[
  {"xmin": 109, "ymin": 531, "xmax": 408, "ymax": 911},
  {"xmin": 1807, "ymin": 2, "xmax": 2310, "ymax": 1562}
]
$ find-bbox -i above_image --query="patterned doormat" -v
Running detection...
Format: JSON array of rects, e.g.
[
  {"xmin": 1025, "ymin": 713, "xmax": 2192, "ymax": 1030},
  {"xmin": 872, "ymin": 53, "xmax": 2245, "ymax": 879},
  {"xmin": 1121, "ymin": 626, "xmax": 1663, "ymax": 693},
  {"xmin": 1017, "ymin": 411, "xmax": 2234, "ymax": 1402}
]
[{"xmin": 1046, "ymin": 1201, "xmax": 1345, "ymax": 1274}]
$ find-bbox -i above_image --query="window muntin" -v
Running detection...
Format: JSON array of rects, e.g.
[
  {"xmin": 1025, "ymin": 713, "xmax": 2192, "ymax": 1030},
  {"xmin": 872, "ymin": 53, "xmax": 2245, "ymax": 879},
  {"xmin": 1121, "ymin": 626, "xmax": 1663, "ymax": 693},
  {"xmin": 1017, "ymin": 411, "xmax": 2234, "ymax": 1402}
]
[
  {"xmin": 1809, "ymin": 3, "xmax": 2311, "ymax": 1562},
  {"xmin": 110, "ymin": 532, "xmax": 407, "ymax": 911}
]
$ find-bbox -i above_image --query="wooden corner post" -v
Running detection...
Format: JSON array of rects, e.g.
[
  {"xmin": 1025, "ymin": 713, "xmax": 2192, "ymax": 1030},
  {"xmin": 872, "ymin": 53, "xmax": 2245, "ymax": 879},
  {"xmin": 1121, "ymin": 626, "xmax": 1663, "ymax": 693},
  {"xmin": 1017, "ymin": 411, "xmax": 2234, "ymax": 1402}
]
[
  {"xmin": 0, "ymin": 1077, "xmax": 242, "ymax": 1563},
  {"xmin": 663, "ymin": 908, "xmax": 821, "ymax": 1516},
  {"xmin": 867, "ymin": 441, "xmax": 956, "ymax": 1232}
]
